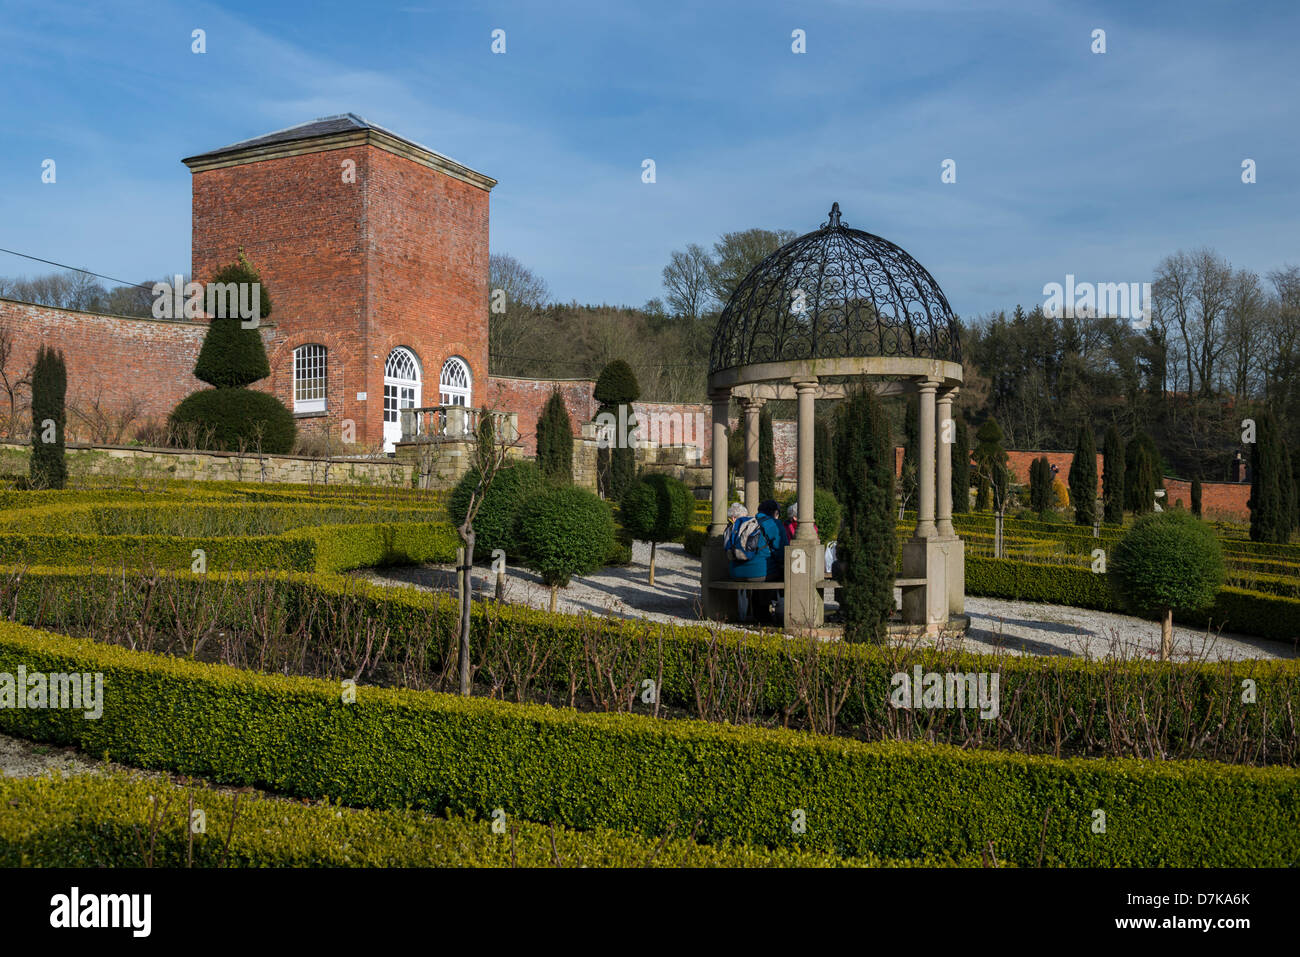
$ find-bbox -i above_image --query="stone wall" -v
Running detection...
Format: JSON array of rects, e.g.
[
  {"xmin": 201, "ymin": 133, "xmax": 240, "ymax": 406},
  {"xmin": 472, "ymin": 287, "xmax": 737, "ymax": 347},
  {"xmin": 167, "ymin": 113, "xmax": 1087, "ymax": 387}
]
[{"xmin": 2, "ymin": 442, "xmax": 414, "ymax": 487}]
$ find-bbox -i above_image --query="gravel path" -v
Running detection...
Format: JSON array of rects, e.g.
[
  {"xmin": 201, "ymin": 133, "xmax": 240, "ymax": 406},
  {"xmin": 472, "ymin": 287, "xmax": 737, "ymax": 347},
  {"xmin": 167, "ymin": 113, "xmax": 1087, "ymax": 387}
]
[{"xmin": 362, "ymin": 541, "xmax": 1298, "ymax": 662}]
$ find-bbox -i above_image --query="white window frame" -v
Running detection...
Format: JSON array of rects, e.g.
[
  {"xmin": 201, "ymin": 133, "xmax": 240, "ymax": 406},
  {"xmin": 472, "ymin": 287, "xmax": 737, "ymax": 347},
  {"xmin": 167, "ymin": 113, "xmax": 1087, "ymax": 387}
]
[
  {"xmin": 439, "ymin": 355, "xmax": 472, "ymax": 407},
  {"xmin": 293, "ymin": 344, "xmax": 327, "ymax": 414}
]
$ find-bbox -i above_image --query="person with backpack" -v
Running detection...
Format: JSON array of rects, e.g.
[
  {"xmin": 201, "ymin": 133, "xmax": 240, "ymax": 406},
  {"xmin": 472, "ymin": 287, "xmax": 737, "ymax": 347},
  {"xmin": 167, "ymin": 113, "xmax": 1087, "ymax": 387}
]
[{"xmin": 725, "ymin": 499, "xmax": 785, "ymax": 623}]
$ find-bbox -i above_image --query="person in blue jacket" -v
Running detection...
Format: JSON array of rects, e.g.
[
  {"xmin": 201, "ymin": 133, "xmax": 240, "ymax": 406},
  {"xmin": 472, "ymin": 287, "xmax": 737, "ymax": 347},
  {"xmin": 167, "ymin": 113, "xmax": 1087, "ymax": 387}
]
[
  {"xmin": 728, "ymin": 499, "xmax": 786, "ymax": 581},
  {"xmin": 728, "ymin": 500, "xmax": 786, "ymax": 623}
]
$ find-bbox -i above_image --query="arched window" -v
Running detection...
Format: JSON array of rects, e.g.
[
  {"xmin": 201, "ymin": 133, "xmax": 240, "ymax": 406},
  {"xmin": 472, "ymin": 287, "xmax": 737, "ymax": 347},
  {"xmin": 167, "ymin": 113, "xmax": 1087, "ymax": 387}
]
[
  {"xmin": 439, "ymin": 356, "xmax": 472, "ymax": 407},
  {"xmin": 293, "ymin": 344, "xmax": 327, "ymax": 413},
  {"xmin": 383, "ymin": 347, "xmax": 422, "ymax": 451}
]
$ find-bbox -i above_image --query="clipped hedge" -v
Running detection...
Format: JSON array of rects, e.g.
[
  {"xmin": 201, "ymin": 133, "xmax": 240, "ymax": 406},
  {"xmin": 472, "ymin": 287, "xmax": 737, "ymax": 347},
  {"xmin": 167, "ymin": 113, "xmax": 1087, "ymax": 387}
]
[
  {"xmin": 0, "ymin": 619, "xmax": 1295, "ymax": 866},
  {"xmin": 0, "ymin": 521, "xmax": 458, "ymax": 574},
  {"xmin": 7, "ymin": 567, "xmax": 1300, "ymax": 767},
  {"xmin": 966, "ymin": 556, "xmax": 1300, "ymax": 642},
  {"xmin": 0, "ymin": 773, "xmax": 916, "ymax": 868}
]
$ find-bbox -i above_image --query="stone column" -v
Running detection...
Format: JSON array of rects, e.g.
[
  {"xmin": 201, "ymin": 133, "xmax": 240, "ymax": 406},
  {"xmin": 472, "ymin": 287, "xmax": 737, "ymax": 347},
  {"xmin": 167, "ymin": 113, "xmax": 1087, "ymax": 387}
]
[
  {"xmin": 708, "ymin": 388, "xmax": 731, "ymax": 536},
  {"xmin": 794, "ymin": 378, "xmax": 818, "ymax": 542},
  {"xmin": 704, "ymin": 386, "xmax": 736, "ymax": 621},
  {"xmin": 936, "ymin": 386, "xmax": 957, "ymax": 538},
  {"xmin": 741, "ymin": 396, "xmax": 764, "ymax": 516},
  {"xmin": 914, "ymin": 378, "xmax": 938, "ymax": 539}
]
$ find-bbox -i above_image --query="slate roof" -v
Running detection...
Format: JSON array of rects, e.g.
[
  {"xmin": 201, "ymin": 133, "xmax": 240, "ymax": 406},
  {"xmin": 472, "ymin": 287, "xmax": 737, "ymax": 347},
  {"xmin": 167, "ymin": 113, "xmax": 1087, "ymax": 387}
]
[{"xmin": 181, "ymin": 114, "xmax": 494, "ymax": 186}]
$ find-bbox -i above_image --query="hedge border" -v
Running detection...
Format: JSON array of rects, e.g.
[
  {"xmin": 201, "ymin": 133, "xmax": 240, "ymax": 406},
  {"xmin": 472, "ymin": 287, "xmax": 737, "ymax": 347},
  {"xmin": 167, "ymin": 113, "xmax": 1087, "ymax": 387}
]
[{"xmin": 0, "ymin": 618, "xmax": 1295, "ymax": 866}]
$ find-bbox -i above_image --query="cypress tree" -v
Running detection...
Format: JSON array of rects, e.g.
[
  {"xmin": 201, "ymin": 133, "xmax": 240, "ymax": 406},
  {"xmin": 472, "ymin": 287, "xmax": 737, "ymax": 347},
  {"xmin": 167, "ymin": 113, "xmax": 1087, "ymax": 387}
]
[
  {"xmin": 1126, "ymin": 434, "xmax": 1159, "ymax": 516},
  {"xmin": 593, "ymin": 359, "xmax": 639, "ymax": 500},
  {"xmin": 1190, "ymin": 476, "xmax": 1203, "ymax": 519},
  {"xmin": 1248, "ymin": 412, "xmax": 1288, "ymax": 543},
  {"xmin": 951, "ymin": 416, "xmax": 970, "ymax": 514},
  {"xmin": 758, "ymin": 405, "xmax": 775, "ymax": 503},
  {"xmin": 1284, "ymin": 442, "xmax": 1297, "ymax": 540},
  {"xmin": 1029, "ymin": 457, "xmax": 1050, "ymax": 513},
  {"xmin": 1069, "ymin": 425, "xmax": 1098, "ymax": 526},
  {"xmin": 901, "ymin": 397, "xmax": 920, "ymax": 510},
  {"xmin": 29, "ymin": 344, "xmax": 67, "ymax": 490},
  {"xmin": 535, "ymin": 388, "xmax": 574, "ymax": 483},
  {"xmin": 834, "ymin": 387, "xmax": 896, "ymax": 643},
  {"xmin": 813, "ymin": 410, "xmax": 836, "ymax": 491},
  {"xmin": 1102, "ymin": 424, "xmax": 1125, "ymax": 525}
]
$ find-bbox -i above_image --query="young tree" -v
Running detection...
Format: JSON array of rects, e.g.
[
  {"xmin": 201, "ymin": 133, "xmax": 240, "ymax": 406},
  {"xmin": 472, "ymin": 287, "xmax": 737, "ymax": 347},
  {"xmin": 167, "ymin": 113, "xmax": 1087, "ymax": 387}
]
[
  {"xmin": 449, "ymin": 411, "xmax": 519, "ymax": 694},
  {"xmin": 535, "ymin": 387, "xmax": 574, "ymax": 483},
  {"xmin": 1248, "ymin": 411, "xmax": 1289, "ymax": 543},
  {"xmin": 594, "ymin": 359, "xmax": 639, "ymax": 501},
  {"xmin": 620, "ymin": 472, "xmax": 691, "ymax": 584},
  {"xmin": 1102, "ymin": 424, "xmax": 1125, "ymax": 526},
  {"xmin": 758, "ymin": 405, "xmax": 775, "ymax": 503},
  {"xmin": 29, "ymin": 344, "xmax": 67, "ymax": 490},
  {"xmin": 169, "ymin": 252, "xmax": 295, "ymax": 453},
  {"xmin": 517, "ymin": 485, "xmax": 616, "ymax": 612},
  {"xmin": 1191, "ymin": 476, "xmax": 1203, "ymax": 518},
  {"xmin": 951, "ymin": 416, "xmax": 970, "ymax": 514},
  {"xmin": 1068, "ymin": 425, "xmax": 1098, "ymax": 526},
  {"xmin": 834, "ymin": 387, "xmax": 896, "ymax": 643},
  {"xmin": 973, "ymin": 418, "xmax": 1009, "ymax": 513},
  {"xmin": 1110, "ymin": 511, "xmax": 1225, "ymax": 660}
]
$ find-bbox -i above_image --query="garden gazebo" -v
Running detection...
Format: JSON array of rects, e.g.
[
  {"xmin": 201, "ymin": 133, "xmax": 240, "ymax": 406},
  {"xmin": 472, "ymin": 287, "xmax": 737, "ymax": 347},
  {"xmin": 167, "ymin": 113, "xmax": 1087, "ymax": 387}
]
[{"xmin": 701, "ymin": 203, "xmax": 965, "ymax": 632}]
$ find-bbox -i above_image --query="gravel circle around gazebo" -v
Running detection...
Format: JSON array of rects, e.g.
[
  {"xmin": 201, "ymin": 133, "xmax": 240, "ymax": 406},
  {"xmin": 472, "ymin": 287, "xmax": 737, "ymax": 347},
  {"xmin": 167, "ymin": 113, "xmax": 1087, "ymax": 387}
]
[{"xmin": 357, "ymin": 541, "xmax": 1296, "ymax": 662}]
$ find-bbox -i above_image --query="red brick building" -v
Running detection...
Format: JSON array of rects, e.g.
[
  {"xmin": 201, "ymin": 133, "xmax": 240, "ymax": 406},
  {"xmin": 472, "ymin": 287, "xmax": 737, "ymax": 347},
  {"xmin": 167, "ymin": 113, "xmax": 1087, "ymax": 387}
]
[{"xmin": 184, "ymin": 114, "xmax": 495, "ymax": 450}]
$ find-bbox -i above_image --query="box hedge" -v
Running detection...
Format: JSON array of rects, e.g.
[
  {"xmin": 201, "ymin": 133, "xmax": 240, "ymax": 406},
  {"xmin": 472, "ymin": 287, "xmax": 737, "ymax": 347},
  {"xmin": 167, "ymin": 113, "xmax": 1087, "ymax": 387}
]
[
  {"xmin": 0, "ymin": 773, "xmax": 925, "ymax": 868},
  {"xmin": 0, "ymin": 619, "xmax": 1294, "ymax": 865}
]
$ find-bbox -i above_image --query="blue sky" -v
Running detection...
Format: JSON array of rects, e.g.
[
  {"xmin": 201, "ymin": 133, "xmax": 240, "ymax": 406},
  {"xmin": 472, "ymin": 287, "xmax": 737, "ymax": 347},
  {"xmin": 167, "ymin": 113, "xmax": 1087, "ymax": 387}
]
[{"xmin": 2, "ymin": 0, "xmax": 1298, "ymax": 319}]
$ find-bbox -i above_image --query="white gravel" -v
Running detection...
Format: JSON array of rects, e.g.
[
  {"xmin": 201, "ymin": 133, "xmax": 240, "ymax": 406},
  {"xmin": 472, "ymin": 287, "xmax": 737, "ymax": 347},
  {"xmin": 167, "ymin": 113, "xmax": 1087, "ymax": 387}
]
[{"xmin": 362, "ymin": 541, "xmax": 1298, "ymax": 662}]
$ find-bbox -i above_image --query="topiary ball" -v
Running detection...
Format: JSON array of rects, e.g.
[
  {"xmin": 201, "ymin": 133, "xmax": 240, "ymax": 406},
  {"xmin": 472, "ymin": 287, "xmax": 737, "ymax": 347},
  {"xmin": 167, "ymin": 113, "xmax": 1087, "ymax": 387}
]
[
  {"xmin": 515, "ymin": 485, "xmax": 616, "ymax": 587},
  {"xmin": 619, "ymin": 472, "xmax": 691, "ymax": 544},
  {"xmin": 447, "ymin": 460, "xmax": 546, "ymax": 560},
  {"xmin": 167, "ymin": 388, "xmax": 296, "ymax": 454},
  {"xmin": 1109, "ymin": 510, "xmax": 1225, "ymax": 620}
]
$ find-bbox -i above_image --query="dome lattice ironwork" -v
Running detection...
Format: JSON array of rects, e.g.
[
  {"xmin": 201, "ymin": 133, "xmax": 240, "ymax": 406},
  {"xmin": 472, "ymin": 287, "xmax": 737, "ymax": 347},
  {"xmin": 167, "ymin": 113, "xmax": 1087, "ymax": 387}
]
[{"xmin": 708, "ymin": 203, "xmax": 960, "ymax": 376}]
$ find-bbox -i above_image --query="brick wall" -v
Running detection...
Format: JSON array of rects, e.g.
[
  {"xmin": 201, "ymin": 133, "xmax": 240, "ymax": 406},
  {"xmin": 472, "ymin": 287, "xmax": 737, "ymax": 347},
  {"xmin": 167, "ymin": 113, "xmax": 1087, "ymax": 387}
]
[
  {"xmin": 485, "ymin": 376, "xmax": 599, "ymax": 455},
  {"xmin": 1005, "ymin": 449, "xmax": 1103, "ymax": 496},
  {"xmin": 0, "ymin": 298, "xmax": 278, "ymax": 440},
  {"xmin": 366, "ymin": 147, "xmax": 490, "ymax": 438},
  {"xmin": 1163, "ymin": 476, "xmax": 1251, "ymax": 519},
  {"xmin": 191, "ymin": 149, "xmax": 368, "ymax": 443}
]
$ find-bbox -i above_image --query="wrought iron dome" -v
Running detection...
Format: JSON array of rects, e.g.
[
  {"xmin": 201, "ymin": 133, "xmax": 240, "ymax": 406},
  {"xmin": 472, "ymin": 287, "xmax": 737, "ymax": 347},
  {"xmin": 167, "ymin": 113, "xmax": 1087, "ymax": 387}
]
[{"xmin": 708, "ymin": 203, "xmax": 961, "ymax": 376}]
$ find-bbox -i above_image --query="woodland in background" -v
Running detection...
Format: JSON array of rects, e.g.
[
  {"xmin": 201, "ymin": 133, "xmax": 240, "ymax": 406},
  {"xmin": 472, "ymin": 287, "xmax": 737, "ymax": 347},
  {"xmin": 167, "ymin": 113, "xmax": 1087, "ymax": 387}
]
[{"xmin": 3, "ymin": 236, "xmax": 1299, "ymax": 482}]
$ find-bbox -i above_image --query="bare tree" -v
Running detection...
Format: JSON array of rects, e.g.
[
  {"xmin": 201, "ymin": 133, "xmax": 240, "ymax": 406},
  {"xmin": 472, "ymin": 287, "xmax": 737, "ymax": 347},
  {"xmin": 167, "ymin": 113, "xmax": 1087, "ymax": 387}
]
[
  {"xmin": 662, "ymin": 243, "xmax": 714, "ymax": 320},
  {"xmin": 1188, "ymin": 248, "xmax": 1233, "ymax": 397},
  {"xmin": 1153, "ymin": 251, "xmax": 1194, "ymax": 394},
  {"xmin": 0, "ymin": 321, "xmax": 30, "ymax": 440},
  {"xmin": 1224, "ymin": 268, "xmax": 1265, "ymax": 401},
  {"xmin": 455, "ymin": 410, "xmax": 519, "ymax": 695}
]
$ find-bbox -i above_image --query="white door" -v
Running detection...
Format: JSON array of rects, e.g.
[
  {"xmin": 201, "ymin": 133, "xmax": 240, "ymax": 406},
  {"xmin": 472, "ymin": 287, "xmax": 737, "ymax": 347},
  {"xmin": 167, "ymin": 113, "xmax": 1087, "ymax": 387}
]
[{"xmin": 383, "ymin": 347, "xmax": 421, "ymax": 451}]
